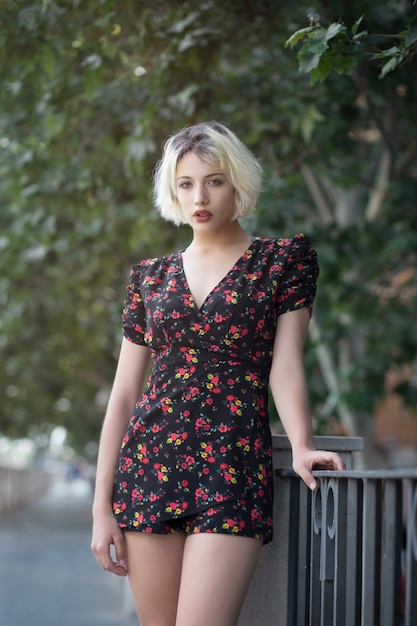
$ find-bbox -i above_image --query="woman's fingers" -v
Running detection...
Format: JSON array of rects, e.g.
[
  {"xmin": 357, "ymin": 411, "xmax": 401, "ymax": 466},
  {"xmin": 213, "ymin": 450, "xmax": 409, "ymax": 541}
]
[
  {"xmin": 293, "ymin": 449, "xmax": 346, "ymax": 490},
  {"xmin": 91, "ymin": 523, "xmax": 128, "ymax": 577},
  {"xmin": 113, "ymin": 532, "xmax": 128, "ymax": 573}
]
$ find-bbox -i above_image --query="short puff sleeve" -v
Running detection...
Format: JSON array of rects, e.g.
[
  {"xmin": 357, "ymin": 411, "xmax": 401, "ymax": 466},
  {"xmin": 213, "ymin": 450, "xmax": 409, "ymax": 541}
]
[
  {"xmin": 276, "ymin": 234, "xmax": 319, "ymax": 317},
  {"xmin": 122, "ymin": 262, "xmax": 147, "ymax": 345}
]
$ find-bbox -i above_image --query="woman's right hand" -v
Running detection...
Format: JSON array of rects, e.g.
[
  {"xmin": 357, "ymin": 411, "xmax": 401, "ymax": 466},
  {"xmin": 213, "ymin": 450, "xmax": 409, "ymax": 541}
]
[
  {"xmin": 91, "ymin": 510, "xmax": 128, "ymax": 577},
  {"xmin": 91, "ymin": 340, "xmax": 151, "ymax": 577}
]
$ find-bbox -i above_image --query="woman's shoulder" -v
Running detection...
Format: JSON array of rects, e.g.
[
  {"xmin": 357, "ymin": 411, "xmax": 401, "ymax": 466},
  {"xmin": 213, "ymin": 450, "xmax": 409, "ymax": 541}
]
[
  {"xmin": 254, "ymin": 233, "xmax": 314, "ymax": 256},
  {"xmin": 128, "ymin": 251, "xmax": 180, "ymax": 282}
]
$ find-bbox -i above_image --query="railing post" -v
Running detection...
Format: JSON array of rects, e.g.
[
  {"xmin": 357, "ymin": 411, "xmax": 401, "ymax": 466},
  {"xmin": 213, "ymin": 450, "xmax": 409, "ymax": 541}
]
[
  {"xmin": 332, "ymin": 479, "xmax": 348, "ymax": 626},
  {"xmin": 361, "ymin": 479, "xmax": 382, "ymax": 625},
  {"xmin": 405, "ymin": 480, "xmax": 417, "ymax": 626},
  {"xmin": 238, "ymin": 435, "xmax": 363, "ymax": 626},
  {"xmin": 287, "ymin": 479, "xmax": 312, "ymax": 626},
  {"xmin": 380, "ymin": 479, "xmax": 403, "ymax": 626},
  {"xmin": 310, "ymin": 486, "xmax": 322, "ymax": 626},
  {"xmin": 321, "ymin": 481, "xmax": 338, "ymax": 626},
  {"xmin": 310, "ymin": 477, "xmax": 348, "ymax": 626},
  {"xmin": 344, "ymin": 478, "xmax": 362, "ymax": 626}
]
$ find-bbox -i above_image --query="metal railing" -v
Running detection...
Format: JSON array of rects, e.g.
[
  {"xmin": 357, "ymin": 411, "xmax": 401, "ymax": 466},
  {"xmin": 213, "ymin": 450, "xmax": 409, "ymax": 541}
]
[{"xmin": 280, "ymin": 468, "xmax": 417, "ymax": 626}]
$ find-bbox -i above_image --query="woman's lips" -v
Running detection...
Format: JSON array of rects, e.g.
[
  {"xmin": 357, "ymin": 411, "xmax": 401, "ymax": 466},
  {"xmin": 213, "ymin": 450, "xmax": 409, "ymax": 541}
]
[{"xmin": 193, "ymin": 210, "xmax": 212, "ymax": 221}]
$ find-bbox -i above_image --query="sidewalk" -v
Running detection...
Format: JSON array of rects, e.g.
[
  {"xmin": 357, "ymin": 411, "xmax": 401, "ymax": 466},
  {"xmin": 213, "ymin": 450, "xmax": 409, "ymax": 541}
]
[{"xmin": 0, "ymin": 476, "xmax": 139, "ymax": 626}]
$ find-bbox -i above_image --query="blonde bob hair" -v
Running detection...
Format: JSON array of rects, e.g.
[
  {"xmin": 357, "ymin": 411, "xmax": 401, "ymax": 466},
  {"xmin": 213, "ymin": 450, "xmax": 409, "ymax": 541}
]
[{"xmin": 153, "ymin": 121, "xmax": 263, "ymax": 226}]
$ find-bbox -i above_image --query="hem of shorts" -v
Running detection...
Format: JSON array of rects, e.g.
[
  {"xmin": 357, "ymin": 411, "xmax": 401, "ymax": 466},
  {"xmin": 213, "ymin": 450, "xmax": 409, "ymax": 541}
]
[
  {"xmin": 115, "ymin": 497, "xmax": 273, "ymax": 545},
  {"xmin": 115, "ymin": 495, "xmax": 236, "ymax": 528},
  {"xmin": 122, "ymin": 523, "xmax": 273, "ymax": 544}
]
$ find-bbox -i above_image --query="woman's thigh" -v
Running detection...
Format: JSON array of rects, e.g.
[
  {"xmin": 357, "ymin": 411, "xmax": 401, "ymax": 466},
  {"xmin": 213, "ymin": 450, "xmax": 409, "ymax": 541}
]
[
  {"xmin": 125, "ymin": 531, "xmax": 186, "ymax": 626},
  {"xmin": 176, "ymin": 533, "xmax": 262, "ymax": 626}
]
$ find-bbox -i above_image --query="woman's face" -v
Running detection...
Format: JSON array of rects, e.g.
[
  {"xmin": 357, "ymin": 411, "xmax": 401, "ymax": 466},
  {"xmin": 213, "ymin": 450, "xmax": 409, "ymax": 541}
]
[{"xmin": 175, "ymin": 151, "xmax": 236, "ymax": 231}]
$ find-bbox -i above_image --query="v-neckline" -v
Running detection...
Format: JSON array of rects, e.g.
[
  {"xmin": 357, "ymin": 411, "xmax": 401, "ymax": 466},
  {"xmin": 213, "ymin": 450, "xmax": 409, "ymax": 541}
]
[{"xmin": 177, "ymin": 238, "xmax": 258, "ymax": 313}]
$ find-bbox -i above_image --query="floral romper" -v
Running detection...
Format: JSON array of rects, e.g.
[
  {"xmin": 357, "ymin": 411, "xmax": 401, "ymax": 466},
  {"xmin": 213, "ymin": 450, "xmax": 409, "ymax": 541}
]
[{"xmin": 113, "ymin": 234, "xmax": 318, "ymax": 544}]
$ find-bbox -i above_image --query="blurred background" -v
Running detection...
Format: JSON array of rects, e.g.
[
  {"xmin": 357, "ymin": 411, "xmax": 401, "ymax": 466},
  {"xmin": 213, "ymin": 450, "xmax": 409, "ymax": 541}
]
[{"xmin": 1, "ymin": 0, "xmax": 416, "ymax": 485}]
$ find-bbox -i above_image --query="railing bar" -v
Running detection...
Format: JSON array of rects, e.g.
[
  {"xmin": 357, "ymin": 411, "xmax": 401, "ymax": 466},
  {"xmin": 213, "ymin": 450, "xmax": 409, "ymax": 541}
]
[
  {"xmin": 297, "ymin": 484, "xmax": 311, "ymax": 626},
  {"xmin": 321, "ymin": 581, "xmax": 333, "ymax": 626},
  {"xmin": 287, "ymin": 477, "xmax": 300, "ymax": 626},
  {"xmin": 334, "ymin": 479, "xmax": 347, "ymax": 626},
  {"xmin": 278, "ymin": 469, "xmax": 417, "ymax": 480},
  {"xmin": 361, "ymin": 479, "xmax": 382, "ymax": 626},
  {"xmin": 405, "ymin": 480, "xmax": 417, "ymax": 626},
  {"xmin": 320, "ymin": 480, "xmax": 335, "ymax": 625},
  {"xmin": 380, "ymin": 480, "xmax": 403, "ymax": 626},
  {"xmin": 310, "ymin": 485, "xmax": 322, "ymax": 626},
  {"xmin": 345, "ymin": 478, "xmax": 363, "ymax": 626}
]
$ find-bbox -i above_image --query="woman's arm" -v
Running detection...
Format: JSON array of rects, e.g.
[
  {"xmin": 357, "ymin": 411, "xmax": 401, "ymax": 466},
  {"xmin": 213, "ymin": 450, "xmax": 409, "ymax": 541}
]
[
  {"xmin": 91, "ymin": 337, "xmax": 151, "ymax": 575},
  {"xmin": 269, "ymin": 308, "xmax": 345, "ymax": 490}
]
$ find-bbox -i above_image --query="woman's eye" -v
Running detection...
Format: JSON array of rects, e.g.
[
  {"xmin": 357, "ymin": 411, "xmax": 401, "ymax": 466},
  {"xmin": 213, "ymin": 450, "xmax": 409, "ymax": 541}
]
[
  {"xmin": 179, "ymin": 181, "xmax": 192, "ymax": 189},
  {"xmin": 208, "ymin": 178, "xmax": 222, "ymax": 186}
]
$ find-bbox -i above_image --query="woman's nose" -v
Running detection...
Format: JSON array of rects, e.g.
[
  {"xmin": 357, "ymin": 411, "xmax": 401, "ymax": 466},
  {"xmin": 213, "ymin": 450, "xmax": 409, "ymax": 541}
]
[{"xmin": 194, "ymin": 184, "xmax": 207, "ymax": 205}]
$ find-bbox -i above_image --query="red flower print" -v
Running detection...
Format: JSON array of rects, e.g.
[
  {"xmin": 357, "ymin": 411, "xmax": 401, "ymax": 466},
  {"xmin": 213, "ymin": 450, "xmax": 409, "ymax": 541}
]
[{"xmin": 114, "ymin": 236, "xmax": 317, "ymax": 545}]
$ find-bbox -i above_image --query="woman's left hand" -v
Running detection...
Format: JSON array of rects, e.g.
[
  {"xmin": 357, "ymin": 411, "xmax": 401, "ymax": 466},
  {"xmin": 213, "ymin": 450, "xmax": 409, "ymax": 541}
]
[{"xmin": 292, "ymin": 447, "xmax": 346, "ymax": 491}]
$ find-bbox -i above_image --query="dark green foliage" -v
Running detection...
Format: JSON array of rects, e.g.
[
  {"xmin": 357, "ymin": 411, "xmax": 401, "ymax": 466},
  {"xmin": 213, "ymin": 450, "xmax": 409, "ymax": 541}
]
[{"xmin": 1, "ymin": 0, "xmax": 416, "ymax": 453}]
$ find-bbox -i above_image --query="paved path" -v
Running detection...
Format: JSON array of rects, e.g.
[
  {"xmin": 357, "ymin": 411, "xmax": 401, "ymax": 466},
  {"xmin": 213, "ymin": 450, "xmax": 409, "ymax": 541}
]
[{"xmin": 0, "ymin": 477, "xmax": 139, "ymax": 626}]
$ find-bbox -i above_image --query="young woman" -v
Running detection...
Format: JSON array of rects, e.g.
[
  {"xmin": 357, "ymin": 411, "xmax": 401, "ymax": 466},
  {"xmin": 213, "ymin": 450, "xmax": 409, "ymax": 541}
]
[{"xmin": 91, "ymin": 121, "xmax": 345, "ymax": 626}]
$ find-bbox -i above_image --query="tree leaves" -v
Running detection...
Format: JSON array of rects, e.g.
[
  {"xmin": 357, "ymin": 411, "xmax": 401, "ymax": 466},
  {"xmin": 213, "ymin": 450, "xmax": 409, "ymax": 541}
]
[
  {"xmin": 285, "ymin": 18, "xmax": 364, "ymax": 84},
  {"xmin": 287, "ymin": 11, "xmax": 417, "ymax": 83},
  {"xmin": 1, "ymin": 0, "xmax": 416, "ymax": 453}
]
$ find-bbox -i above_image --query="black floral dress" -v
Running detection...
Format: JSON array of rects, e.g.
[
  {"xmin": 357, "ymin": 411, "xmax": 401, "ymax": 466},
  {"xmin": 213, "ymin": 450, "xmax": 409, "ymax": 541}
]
[{"xmin": 113, "ymin": 234, "xmax": 318, "ymax": 544}]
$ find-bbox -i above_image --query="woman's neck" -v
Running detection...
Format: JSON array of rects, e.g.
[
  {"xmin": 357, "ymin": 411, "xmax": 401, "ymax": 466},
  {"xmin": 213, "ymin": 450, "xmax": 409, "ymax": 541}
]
[{"xmin": 187, "ymin": 222, "xmax": 251, "ymax": 253}]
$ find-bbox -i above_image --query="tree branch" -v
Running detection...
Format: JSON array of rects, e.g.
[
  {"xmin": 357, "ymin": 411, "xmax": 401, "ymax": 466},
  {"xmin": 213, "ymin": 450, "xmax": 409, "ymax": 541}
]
[
  {"xmin": 365, "ymin": 147, "xmax": 391, "ymax": 221},
  {"xmin": 300, "ymin": 163, "xmax": 334, "ymax": 225},
  {"xmin": 309, "ymin": 315, "xmax": 357, "ymax": 436}
]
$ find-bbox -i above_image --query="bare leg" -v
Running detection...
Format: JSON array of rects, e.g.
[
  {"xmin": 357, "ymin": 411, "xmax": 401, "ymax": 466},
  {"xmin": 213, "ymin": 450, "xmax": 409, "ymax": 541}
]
[
  {"xmin": 176, "ymin": 534, "xmax": 262, "ymax": 626},
  {"xmin": 125, "ymin": 531, "xmax": 186, "ymax": 626}
]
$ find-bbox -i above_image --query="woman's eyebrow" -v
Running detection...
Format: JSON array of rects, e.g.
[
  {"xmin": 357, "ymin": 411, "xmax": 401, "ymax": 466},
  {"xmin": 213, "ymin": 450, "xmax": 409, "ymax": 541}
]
[{"xmin": 176, "ymin": 172, "xmax": 225, "ymax": 181}]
